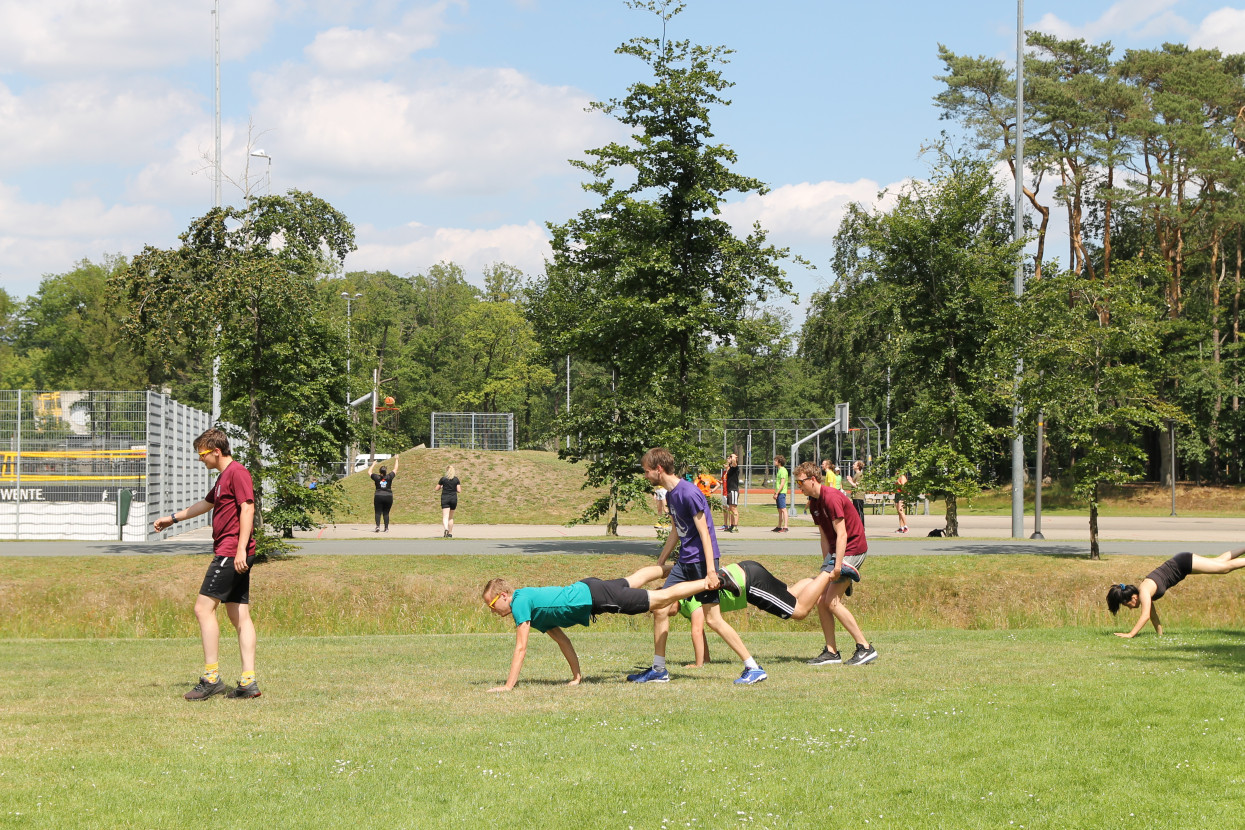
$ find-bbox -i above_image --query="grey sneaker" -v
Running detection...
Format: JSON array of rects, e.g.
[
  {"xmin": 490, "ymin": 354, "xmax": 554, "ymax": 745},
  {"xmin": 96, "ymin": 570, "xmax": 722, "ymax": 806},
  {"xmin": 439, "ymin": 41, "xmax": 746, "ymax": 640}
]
[
  {"xmin": 806, "ymin": 647, "xmax": 842, "ymax": 666},
  {"xmin": 844, "ymin": 644, "xmax": 878, "ymax": 666},
  {"xmin": 226, "ymin": 680, "xmax": 262, "ymax": 699},
  {"xmin": 716, "ymin": 567, "xmax": 742, "ymax": 597},
  {"xmin": 184, "ymin": 675, "xmax": 228, "ymax": 700}
]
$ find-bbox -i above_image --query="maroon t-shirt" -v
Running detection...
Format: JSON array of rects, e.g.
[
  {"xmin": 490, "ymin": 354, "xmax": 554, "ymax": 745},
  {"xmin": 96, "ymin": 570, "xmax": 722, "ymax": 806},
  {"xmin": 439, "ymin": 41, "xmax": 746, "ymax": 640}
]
[
  {"xmin": 808, "ymin": 483, "xmax": 867, "ymax": 557},
  {"xmin": 206, "ymin": 460, "xmax": 257, "ymax": 558}
]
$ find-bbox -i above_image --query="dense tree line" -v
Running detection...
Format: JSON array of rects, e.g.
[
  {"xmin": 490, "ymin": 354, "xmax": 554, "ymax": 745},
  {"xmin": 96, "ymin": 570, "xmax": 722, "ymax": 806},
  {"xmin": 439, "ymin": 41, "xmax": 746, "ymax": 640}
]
[{"xmin": 934, "ymin": 34, "xmax": 1245, "ymax": 485}]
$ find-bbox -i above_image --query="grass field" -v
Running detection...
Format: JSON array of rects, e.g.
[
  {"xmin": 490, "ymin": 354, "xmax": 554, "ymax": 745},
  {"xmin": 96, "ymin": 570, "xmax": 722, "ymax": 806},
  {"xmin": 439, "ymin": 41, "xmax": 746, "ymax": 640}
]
[
  {"xmin": 336, "ymin": 448, "xmax": 1245, "ymax": 526},
  {"xmin": 6, "ymin": 554, "xmax": 1245, "ymax": 828},
  {"xmin": 4, "ymin": 629, "xmax": 1245, "ymax": 829}
]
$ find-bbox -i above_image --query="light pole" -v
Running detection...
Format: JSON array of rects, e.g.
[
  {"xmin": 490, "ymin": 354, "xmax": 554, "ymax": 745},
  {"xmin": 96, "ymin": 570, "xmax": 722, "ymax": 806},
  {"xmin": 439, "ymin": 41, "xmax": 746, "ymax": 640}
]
[
  {"xmin": 210, "ymin": 0, "xmax": 222, "ymax": 424},
  {"xmin": 250, "ymin": 149, "xmax": 272, "ymax": 195},
  {"xmin": 1011, "ymin": 0, "xmax": 1027, "ymax": 539},
  {"xmin": 342, "ymin": 292, "xmax": 361, "ymax": 472}
]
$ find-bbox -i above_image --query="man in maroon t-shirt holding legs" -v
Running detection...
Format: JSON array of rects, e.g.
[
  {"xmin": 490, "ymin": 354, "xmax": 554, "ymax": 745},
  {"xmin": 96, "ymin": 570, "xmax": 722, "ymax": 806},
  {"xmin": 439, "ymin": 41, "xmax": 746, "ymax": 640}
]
[
  {"xmin": 786, "ymin": 461, "xmax": 877, "ymax": 667},
  {"xmin": 153, "ymin": 428, "xmax": 261, "ymax": 700}
]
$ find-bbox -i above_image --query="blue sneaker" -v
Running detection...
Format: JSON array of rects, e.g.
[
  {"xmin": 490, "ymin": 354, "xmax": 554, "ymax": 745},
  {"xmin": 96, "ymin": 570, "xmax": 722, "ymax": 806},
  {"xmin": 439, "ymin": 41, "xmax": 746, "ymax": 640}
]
[
  {"xmin": 626, "ymin": 666, "xmax": 670, "ymax": 683},
  {"xmin": 734, "ymin": 665, "xmax": 767, "ymax": 685}
]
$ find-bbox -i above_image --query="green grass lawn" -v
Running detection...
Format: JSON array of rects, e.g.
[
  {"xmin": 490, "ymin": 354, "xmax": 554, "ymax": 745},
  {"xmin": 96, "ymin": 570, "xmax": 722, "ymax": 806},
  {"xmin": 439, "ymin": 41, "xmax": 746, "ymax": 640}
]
[{"xmin": 4, "ymin": 628, "xmax": 1244, "ymax": 828}]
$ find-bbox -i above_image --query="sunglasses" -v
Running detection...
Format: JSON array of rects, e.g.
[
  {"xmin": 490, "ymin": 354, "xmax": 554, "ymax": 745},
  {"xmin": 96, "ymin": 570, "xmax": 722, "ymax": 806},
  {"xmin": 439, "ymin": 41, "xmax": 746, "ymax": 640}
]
[
  {"xmin": 488, "ymin": 593, "xmax": 505, "ymax": 609},
  {"xmin": 197, "ymin": 448, "xmax": 217, "ymax": 457}
]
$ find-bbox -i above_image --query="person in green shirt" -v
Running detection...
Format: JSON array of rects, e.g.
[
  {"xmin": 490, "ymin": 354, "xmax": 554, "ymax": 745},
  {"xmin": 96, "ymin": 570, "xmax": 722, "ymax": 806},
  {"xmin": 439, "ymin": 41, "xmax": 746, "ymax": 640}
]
[
  {"xmin": 772, "ymin": 455, "xmax": 789, "ymax": 533},
  {"xmin": 482, "ymin": 567, "xmax": 714, "ymax": 691}
]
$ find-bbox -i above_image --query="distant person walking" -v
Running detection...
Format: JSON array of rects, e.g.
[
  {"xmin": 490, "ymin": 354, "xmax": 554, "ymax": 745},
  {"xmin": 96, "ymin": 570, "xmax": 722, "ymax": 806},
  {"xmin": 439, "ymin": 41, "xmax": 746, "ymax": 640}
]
[
  {"xmin": 722, "ymin": 453, "xmax": 740, "ymax": 533},
  {"xmin": 895, "ymin": 472, "xmax": 909, "ymax": 534},
  {"xmin": 435, "ymin": 465, "xmax": 462, "ymax": 538},
  {"xmin": 153, "ymin": 428, "xmax": 261, "ymax": 701},
  {"xmin": 846, "ymin": 460, "xmax": 866, "ymax": 526},
  {"xmin": 772, "ymin": 455, "xmax": 789, "ymax": 533},
  {"xmin": 370, "ymin": 456, "xmax": 398, "ymax": 533}
]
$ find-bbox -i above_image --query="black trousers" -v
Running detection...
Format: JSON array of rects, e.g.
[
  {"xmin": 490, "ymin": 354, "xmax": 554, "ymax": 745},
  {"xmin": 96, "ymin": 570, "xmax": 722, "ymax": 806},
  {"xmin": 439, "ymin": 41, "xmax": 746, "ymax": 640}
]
[{"xmin": 373, "ymin": 493, "xmax": 393, "ymax": 528}]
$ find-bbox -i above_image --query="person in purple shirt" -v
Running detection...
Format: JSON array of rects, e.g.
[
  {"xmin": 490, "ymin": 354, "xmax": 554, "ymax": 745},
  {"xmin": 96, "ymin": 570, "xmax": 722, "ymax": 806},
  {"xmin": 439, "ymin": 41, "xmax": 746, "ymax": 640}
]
[{"xmin": 627, "ymin": 447, "xmax": 766, "ymax": 685}]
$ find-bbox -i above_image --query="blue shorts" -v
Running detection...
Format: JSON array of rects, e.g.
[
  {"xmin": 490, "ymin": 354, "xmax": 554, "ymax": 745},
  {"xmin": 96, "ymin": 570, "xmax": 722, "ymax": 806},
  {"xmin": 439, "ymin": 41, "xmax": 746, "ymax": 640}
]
[
  {"xmin": 776, "ymin": 493, "xmax": 787, "ymax": 510},
  {"xmin": 664, "ymin": 558, "xmax": 719, "ymax": 604}
]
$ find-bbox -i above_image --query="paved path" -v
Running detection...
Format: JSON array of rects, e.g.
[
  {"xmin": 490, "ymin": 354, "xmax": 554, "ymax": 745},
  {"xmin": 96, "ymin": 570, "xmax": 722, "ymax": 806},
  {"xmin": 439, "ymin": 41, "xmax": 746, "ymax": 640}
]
[{"xmin": 3, "ymin": 513, "xmax": 1241, "ymax": 557}]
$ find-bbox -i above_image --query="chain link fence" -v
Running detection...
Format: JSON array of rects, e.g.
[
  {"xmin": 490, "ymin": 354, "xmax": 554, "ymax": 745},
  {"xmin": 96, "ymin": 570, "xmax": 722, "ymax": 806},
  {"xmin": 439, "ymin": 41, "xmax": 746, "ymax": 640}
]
[
  {"xmin": 430, "ymin": 412, "xmax": 514, "ymax": 451},
  {"xmin": 0, "ymin": 391, "xmax": 211, "ymax": 541}
]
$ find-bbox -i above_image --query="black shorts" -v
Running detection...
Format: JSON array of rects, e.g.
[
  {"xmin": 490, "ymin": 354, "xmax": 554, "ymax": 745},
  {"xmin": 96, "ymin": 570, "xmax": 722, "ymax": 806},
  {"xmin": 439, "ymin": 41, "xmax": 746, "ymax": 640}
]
[
  {"xmin": 580, "ymin": 577, "xmax": 650, "ymax": 616},
  {"xmin": 663, "ymin": 559, "xmax": 719, "ymax": 604},
  {"xmin": 441, "ymin": 498, "xmax": 458, "ymax": 510},
  {"xmin": 199, "ymin": 555, "xmax": 256, "ymax": 604},
  {"xmin": 727, "ymin": 489, "xmax": 739, "ymax": 507},
  {"xmin": 736, "ymin": 560, "xmax": 797, "ymax": 619}
]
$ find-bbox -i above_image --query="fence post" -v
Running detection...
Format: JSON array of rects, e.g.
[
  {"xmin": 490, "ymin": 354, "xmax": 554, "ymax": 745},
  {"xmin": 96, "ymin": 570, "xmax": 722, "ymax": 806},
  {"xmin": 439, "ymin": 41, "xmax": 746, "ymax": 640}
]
[{"xmin": 14, "ymin": 389, "xmax": 21, "ymax": 540}]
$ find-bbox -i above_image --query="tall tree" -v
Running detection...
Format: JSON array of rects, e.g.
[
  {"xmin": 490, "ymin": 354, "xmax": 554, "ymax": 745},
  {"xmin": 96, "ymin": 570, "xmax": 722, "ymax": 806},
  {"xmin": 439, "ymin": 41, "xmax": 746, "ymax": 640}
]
[
  {"xmin": 531, "ymin": 0, "xmax": 795, "ymax": 532},
  {"xmin": 115, "ymin": 189, "xmax": 356, "ymax": 540}
]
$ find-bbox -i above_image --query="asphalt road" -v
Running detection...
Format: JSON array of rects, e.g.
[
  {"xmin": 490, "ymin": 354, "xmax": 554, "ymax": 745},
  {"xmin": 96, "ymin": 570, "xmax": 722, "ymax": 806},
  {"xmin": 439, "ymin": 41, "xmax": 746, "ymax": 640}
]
[{"xmin": 0, "ymin": 537, "xmax": 1234, "ymax": 557}]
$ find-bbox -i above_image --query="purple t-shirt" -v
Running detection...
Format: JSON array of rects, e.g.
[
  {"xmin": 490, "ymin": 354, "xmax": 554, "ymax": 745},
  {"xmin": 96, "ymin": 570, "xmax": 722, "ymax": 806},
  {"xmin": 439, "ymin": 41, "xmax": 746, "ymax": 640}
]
[{"xmin": 666, "ymin": 479, "xmax": 719, "ymax": 565}]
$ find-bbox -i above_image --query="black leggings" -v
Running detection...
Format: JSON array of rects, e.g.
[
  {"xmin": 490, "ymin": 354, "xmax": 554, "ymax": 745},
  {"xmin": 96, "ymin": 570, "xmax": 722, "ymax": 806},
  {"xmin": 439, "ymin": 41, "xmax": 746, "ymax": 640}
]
[{"xmin": 374, "ymin": 493, "xmax": 393, "ymax": 528}]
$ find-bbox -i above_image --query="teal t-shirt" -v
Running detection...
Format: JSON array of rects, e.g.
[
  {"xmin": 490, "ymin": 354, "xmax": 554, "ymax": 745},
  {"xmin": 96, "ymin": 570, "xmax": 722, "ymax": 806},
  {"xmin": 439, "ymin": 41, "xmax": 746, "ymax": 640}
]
[{"xmin": 510, "ymin": 583, "xmax": 593, "ymax": 633}]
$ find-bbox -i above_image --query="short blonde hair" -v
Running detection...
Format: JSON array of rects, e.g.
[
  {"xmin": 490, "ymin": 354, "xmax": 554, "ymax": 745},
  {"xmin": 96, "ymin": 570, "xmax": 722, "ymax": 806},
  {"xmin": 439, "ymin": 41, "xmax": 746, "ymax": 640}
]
[
  {"xmin": 446, "ymin": 465, "xmax": 457, "ymax": 479},
  {"xmin": 482, "ymin": 577, "xmax": 513, "ymax": 602}
]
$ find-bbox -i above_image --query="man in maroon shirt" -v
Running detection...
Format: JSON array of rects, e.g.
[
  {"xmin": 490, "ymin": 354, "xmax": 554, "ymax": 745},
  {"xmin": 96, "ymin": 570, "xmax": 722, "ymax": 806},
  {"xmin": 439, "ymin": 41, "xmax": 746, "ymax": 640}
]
[
  {"xmin": 153, "ymin": 428, "xmax": 261, "ymax": 700},
  {"xmin": 788, "ymin": 461, "xmax": 876, "ymax": 667}
]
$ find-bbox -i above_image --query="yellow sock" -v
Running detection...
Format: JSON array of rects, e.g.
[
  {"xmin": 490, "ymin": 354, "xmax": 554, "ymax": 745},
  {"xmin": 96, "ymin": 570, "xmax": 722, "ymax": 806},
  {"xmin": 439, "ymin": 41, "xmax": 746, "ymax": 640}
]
[
  {"xmin": 203, "ymin": 663, "xmax": 220, "ymax": 682},
  {"xmin": 239, "ymin": 671, "xmax": 256, "ymax": 687}
]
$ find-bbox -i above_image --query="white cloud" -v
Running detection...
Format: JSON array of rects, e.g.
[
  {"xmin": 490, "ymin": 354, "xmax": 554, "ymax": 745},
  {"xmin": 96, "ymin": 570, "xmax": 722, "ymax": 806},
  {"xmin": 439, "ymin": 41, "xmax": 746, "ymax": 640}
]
[
  {"xmin": 0, "ymin": 0, "xmax": 282, "ymax": 75},
  {"xmin": 0, "ymin": 180, "xmax": 174, "ymax": 296},
  {"xmin": 1189, "ymin": 8, "xmax": 1245, "ymax": 53},
  {"xmin": 251, "ymin": 64, "xmax": 620, "ymax": 194},
  {"xmin": 347, "ymin": 220, "xmax": 551, "ymax": 279},
  {"xmin": 1033, "ymin": 0, "xmax": 1190, "ymax": 42},
  {"xmin": 0, "ymin": 79, "xmax": 200, "ymax": 172},
  {"xmin": 305, "ymin": 2, "xmax": 463, "ymax": 73},
  {"xmin": 720, "ymin": 178, "xmax": 907, "ymax": 244}
]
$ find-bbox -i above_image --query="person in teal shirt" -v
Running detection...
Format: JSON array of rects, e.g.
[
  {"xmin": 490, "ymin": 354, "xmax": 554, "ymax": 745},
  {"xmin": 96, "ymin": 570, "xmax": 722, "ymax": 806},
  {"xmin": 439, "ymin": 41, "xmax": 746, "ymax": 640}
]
[{"xmin": 482, "ymin": 567, "xmax": 714, "ymax": 691}]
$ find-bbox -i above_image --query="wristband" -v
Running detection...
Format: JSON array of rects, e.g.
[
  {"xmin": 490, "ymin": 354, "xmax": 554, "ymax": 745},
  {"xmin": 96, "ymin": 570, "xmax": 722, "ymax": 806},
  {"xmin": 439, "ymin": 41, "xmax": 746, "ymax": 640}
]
[{"xmin": 170, "ymin": 512, "xmax": 180, "ymax": 524}]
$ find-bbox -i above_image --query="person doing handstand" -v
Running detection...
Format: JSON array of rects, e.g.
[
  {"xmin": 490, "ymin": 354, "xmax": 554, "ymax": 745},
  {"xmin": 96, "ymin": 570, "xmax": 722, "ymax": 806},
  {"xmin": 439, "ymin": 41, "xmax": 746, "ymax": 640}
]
[{"xmin": 1107, "ymin": 548, "xmax": 1245, "ymax": 638}]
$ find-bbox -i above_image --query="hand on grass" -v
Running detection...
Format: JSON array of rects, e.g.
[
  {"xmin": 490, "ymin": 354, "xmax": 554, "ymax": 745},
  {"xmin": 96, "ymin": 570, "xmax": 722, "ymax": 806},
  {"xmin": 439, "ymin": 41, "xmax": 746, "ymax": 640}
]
[
  {"xmin": 1114, "ymin": 632, "xmax": 1134, "ymax": 638},
  {"xmin": 487, "ymin": 685, "xmax": 512, "ymax": 693}
]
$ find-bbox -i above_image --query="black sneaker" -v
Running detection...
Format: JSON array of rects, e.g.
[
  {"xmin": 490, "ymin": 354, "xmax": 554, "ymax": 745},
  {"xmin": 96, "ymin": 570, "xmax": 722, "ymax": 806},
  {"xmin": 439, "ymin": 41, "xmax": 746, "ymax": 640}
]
[
  {"xmin": 184, "ymin": 675, "xmax": 228, "ymax": 700},
  {"xmin": 716, "ymin": 568, "xmax": 742, "ymax": 597},
  {"xmin": 226, "ymin": 681, "xmax": 262, "ymax": 699},
  {"xmin": 806, "ymin": 647, "xmax": 842, "ymax": 666},
  {"xmin": 845, "ymin": 644, "xmax": 877, "ymax": 666}
]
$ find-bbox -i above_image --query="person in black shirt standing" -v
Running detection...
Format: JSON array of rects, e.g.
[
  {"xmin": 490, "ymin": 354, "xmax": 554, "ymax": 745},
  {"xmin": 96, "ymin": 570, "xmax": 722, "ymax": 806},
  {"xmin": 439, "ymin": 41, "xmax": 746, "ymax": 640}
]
[
  {"xmin": 435, "ymin": 464, "xmax": 462, "ymax": 538},
  {"xmin": 721, "ymin": 453, "xmax": 741, "ymax": 533},
  {"xmin": 369, "ymin": 456, "xmax": 398, "ymax": 532}
]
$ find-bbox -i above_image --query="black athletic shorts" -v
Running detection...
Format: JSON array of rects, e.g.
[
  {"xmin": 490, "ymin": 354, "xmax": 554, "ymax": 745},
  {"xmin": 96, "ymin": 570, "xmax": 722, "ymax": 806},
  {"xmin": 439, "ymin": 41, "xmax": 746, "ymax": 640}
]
[
  {"xmin": 727, "ymin": 489, "xmax": 739, "ymax": 507},
  {"xmin": 736, "ymin": 560, "xmax": 797, "ymax": 619},
  {"xmin": 199, "ymin": 555, "xmax": 256, "ymax": 604},
  {"xmin": 580, "ymin": 577, "xmax": 650, "ymax": 616},
  {"xmin": 441, "ymin": 498, "xmax": 458, "ymax": 510}
]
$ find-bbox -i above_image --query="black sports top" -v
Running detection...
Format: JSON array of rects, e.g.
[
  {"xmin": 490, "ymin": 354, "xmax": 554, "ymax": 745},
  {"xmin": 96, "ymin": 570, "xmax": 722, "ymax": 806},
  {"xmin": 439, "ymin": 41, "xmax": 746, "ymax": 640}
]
[
  {"xmin": 1146, "ymin": 552, "xmax": 1193, "ymax": 601},
  {"xmin": 371, "ymin": 472, "xmax": 395, "ymax": 493}
]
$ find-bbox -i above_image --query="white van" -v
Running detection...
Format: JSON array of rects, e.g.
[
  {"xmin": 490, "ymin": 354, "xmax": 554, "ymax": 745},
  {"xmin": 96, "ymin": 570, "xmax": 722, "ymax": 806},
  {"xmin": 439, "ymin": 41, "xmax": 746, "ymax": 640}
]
[{"xmin": 353, "ymin": 454, "xmax": 393, "ymax": 473}]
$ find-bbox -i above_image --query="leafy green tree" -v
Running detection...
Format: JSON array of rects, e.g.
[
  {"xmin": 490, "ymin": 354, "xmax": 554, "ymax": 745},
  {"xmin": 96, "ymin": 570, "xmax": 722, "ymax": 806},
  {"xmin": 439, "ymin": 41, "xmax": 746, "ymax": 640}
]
[
  {"xmin": 115, "ymin": 189, "xmax": 356, "ymax": 540},
  {"xmin": 1007, "ymin": 260, "xmax": 1182, "ymax": 557},
  {"xmin": 826, "ymin": 153, "xmax": 1021, "ymax": 535},
  {"xmin": 532, "ymin": 1, "xmax": 795, "ymax": 532},
  {"xmin": 0, "ymin": 288, "xmax": 33, "ymax": 388}
]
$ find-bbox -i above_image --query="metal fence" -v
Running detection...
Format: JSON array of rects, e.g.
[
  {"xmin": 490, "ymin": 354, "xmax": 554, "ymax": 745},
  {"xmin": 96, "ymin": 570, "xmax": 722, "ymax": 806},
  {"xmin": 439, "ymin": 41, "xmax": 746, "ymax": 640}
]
[
  {"xmin": 430, "ymin": 412, "xmax": 514, "ymax": 451},
  {"xmin": 0, "ymin": 390, "xmax": 211, "ymax": 541}
]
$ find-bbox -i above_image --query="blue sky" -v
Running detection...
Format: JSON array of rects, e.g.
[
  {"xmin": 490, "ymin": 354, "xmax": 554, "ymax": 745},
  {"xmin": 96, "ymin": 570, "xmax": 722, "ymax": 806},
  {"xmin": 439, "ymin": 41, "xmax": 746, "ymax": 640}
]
[{"xmin": 2, "ymin": 0, "xmax": 1243, "ymax": 311}]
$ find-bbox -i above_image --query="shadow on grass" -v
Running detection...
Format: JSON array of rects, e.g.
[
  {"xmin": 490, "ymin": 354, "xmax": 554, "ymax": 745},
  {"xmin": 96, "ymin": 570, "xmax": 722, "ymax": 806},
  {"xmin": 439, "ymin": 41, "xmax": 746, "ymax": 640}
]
[
  {"xmin": 1112, "ymin": 629, "xmax": 1245, "ymax": 673},
  {"xmin": 933, "ymin": 542, "xmax": 1090, "ymax": 558}
]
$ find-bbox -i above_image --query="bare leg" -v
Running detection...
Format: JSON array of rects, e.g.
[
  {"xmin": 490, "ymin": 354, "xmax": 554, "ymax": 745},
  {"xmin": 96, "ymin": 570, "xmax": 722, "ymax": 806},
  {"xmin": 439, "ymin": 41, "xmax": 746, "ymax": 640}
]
[
  {"xmin": 897, "ymin": 500, "xmax": 907, "ymax": 529},
  {"xmin": 194, "ymin": 595, "xmax": 221, "ymax": 667},
  {"xmin": 1191, "ymin": 553, "xmax": 1245, "ymax": 574},
  {"xmin": 652, "ymin": 602, "xmax": 671, "ymax": 659},
  {"xmin": 1214, "ymin": 546, "xmax": 1245, "ymax": 562},
  {"xmin": 625, "ymin": 564, "xmax": 667, "ymax": 589},
  {"xmin": 447, "ymin": 508, "xmax": 455, "ymax": 534},
  {"xmin": 703, "ymin": 604, "xmax": 753, "ymax": 662},
  {"xmin": 824, "ymin": 582, "xmax": 868, "ymax": 647},
  {"xmin": 687, "ymin": 606, "xmax": 710, "ymax": 667},
  {"xmin": 790, "ymin": 571, "xmax": 835, "ymax": 620},
  {"xmin": 816, "ymin": 596, "xmax": 839, "ymax": 653},
  {"xmin": 225, "ymin": 602, "xmax": 257, "ymax": 674},
  {"xmin": 441, "ymin": 507, "xmax": 451, "ymax": 533}
]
